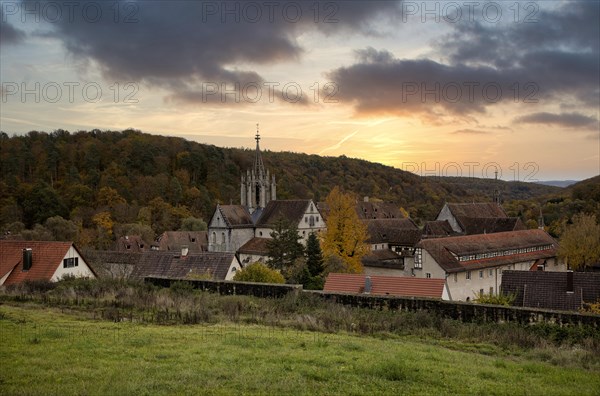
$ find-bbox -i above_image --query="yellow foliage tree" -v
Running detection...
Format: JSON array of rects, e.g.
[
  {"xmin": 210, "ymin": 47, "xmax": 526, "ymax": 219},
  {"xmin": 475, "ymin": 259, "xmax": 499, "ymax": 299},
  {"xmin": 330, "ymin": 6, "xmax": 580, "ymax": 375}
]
[
  {"xmin": 321, "ymin": 187, "xmax": 370, "ymax": 273},
  {"xmin": 558, "ymin": 213, "xmax": 600, "ymax": 271},
  {"xmin": 92, "ymin": 211, "xmax": 114, "ymax": 249}
]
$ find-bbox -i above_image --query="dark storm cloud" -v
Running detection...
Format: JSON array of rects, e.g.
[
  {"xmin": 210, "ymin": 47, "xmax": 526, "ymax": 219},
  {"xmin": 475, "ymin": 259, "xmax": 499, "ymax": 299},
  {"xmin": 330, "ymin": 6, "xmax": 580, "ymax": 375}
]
[
  {"xmin": 514, "ymin": 112, "xmax": 599, "ymax": 130},
  {"xmin": 0, "ymin": 9, "xmax": 26, "ymax": 45},
  {"xmin": 19, "ymin": 0, "xmax": 403, "ymax": 104},
  {"xmin": 328, "ymin": 1, "xmax": 599, "ymax": 118}
]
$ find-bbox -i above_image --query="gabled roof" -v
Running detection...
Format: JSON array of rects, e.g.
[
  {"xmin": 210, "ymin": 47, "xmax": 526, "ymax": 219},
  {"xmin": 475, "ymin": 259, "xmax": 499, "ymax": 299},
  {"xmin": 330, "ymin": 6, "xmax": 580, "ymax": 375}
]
[
  {"xmin": 361, "ymin": 249, "xmax": 403, "ymax": 269},
  {"xmin": 423, "ymin": 220, "xmax": 456, "ymax": 237},
  {"xmin": 115, "ymin": 235, "xmax": 150, "ymax": 252},
  {"xmin": 317, "ymin": 201, "xmax": 404, "ymax": 221},
  {"xmin": 501, "ymin": 270, "xmax": 600, "ymax": 312},
  {"xmin": 85, "ymin": 250, "xmax": 143, "ymax": 267},
  {"xmin": 255, "ymin": 200, "xmax": 312, "ymax": 227},
  {"xmin": 0, "ymin": 240, "xmax": 92, "ymax": 285},
  {"xmin": 323, "ymin": 273, "xmax": 446, "ymax": 299},
  {"xmin": 355, "ymin": 202, "xmax": 405, "ymax": 219},
  {"xmin": 217, "ymin": 205, "xmax": 254, "ymax": 228},
  {"xmin": 156, "ymin": 231, "xmax": 209, "ymax": 252},
  {"xmin": 445, "ymin": 202, "xmax": 508, "ymax": 219},
  {"xmin": 238, "ymin": 237, "xmax": 270, "ymax": 255},
  {"xmin": 417, "ymin": 229, "xmax": 558, "ymax": 273},
  {"xmin": 460, "ymin": 217, "xmax": 526, "ymax": 235},
  {"xmin": 364, "ymin": 218, "xmax": 421, "ymax": 245},
  {"xmin": 130, "ymin": 252, "xmax": 237, "ymax": 281}
]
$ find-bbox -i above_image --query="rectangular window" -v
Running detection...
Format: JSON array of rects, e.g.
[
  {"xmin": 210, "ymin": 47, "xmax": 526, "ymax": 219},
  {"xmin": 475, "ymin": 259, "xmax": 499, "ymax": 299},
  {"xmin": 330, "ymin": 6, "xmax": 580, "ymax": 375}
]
[
  {"xmin": 479, "ymin": 270, "xmax": 483, "ymax": 279},
  {"xmin": 466, "ymin": 271, "xmax": 471, "ymax": 280},
  {"xmin": 426, "ymin": 273, "xmax": 431, "ymax": 278},
  {"xmin": 489, "ymin": 269, "xmax": 493, "ymax": 277},
  {"xmin": 63, "ymin": 257, "xmax": 78, "ymax": 268},
  {"xmin": 414, "ymin": 248, "xmax": 422, "ymax": 269}
]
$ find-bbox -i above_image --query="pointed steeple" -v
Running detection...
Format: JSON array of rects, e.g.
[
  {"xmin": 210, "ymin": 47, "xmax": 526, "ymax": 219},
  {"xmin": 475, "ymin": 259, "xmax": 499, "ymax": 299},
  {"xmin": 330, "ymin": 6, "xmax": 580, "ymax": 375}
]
[
  {"xmin": 254, "ymin": 123, "xmax": 266, "ymax": 179},
  {"xmin": 538, "ymin": 206, "xmax": 545, "ymax": 229}
]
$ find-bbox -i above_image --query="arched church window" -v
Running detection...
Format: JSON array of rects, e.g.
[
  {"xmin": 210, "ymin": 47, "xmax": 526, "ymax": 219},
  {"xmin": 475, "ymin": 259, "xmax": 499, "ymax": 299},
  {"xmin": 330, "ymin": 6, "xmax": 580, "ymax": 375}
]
[
  {"xmin": 211, "ymin": 232, "xmax": 216, "ymax": 244},
  {"xmin": 309, "ymin": 216, "xmax": 315, "ymax": 227}
]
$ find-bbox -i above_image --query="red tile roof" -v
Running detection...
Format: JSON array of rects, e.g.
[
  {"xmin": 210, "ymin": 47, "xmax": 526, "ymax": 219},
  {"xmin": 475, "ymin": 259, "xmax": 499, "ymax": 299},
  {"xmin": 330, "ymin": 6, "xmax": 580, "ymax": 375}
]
[
  {"xmin": 0, "ymin": 240, "xmax": 90, "ymax": 285},
  {"xmin": 417, "ymin": 229, "xmax": 558, "ymax": 273},
  {"xmin": 323, "ymin": 273, "xmax": 446, "ymax": 299}
]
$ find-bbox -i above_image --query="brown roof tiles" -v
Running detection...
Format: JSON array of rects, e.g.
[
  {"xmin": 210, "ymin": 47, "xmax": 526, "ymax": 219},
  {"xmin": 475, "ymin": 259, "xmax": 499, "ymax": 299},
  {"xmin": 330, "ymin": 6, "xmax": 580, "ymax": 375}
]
[{"xmin": 324, "ymin": 273, "xmax": 446, "ymax": 299}]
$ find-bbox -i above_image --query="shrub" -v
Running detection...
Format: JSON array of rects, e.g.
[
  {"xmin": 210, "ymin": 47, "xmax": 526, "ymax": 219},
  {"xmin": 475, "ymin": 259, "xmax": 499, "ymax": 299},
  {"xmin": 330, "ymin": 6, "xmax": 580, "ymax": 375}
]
[
  {"xmin": 233, "ymin": 263, "xmax": 285, "ymax": 284},
  {"xmin": 474, "ymin": 291, "xmax": 516, "ymax": 306}
]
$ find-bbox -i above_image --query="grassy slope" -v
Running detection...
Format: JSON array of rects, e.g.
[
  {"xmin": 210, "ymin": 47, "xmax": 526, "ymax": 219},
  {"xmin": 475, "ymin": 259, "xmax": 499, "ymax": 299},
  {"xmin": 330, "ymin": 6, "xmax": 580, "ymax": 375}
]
[{"xmin": 1, "ymin": 305, "xmax": 598, "ymax": 395}]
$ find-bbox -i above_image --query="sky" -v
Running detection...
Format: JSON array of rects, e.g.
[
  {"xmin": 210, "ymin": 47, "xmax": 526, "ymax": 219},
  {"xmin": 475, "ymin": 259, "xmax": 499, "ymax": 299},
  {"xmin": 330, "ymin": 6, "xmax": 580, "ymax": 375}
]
[{"xmin": 1, "ymin": 0, "xmax": 599, "ymax": 181}]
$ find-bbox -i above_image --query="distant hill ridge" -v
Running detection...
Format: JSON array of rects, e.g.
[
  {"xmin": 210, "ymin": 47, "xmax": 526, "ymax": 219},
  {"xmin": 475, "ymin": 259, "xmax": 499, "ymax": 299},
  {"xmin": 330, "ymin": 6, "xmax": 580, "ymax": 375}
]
[{"xmin": 0, "ymin": 129, "xmax": 567, "ymax": 227}]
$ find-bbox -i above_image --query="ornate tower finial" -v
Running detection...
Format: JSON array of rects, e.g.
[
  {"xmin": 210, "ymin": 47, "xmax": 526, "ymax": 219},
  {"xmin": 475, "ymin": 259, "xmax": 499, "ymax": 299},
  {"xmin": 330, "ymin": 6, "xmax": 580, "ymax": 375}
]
[{"xmin": 255, "ymin": 123, "xmax": 260, "ymax": 144}]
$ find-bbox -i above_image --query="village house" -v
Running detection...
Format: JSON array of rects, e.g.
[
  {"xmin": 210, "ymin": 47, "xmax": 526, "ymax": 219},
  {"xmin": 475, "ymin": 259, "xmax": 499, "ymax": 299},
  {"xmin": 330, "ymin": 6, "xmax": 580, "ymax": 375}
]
[
  {"xmin": 411, "ymin": 229, "xmax": 565, "ymax": 301},
  {"xmin": 436, "ymin": 202, "xmax": 526, "ymax": 235},
  {"xmin": 361, "ymin": 218, "xmax": 422, "ymax": 276},
  {"xmin": 0, "ymin": 240, "xmax": 96, "ymax": 285},
  {"xmin": 129, "ymin": 249, "xmax": 241, "ymax": 281}
]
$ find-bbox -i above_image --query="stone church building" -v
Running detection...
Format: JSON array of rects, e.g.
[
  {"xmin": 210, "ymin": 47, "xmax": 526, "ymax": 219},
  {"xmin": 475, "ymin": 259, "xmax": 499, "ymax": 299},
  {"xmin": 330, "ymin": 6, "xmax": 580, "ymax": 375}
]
[{"xmin": 208, "ymin": 128, "xmax": 325, "ymax": 255}]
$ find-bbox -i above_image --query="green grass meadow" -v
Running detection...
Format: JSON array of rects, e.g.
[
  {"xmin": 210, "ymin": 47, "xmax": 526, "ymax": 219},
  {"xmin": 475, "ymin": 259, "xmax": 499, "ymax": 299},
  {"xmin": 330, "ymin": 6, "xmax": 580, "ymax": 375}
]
[{"xmin": 1, "ymin": 304, "xmax": 599, "ymax": 395}]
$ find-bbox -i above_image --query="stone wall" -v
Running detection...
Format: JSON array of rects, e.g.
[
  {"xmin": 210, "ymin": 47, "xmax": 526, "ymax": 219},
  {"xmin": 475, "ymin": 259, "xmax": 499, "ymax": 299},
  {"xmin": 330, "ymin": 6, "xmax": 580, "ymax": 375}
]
[
  {"xmin": 144, "ymin": 277, "xmax": 600, "ymax": 328},
  {"xmin": 145, "ymin": 276, "xmax": 301, "ymax": 298},
  {"xmin": 309, "ymin": 291, "xmax": 600, "ymax": 328}
]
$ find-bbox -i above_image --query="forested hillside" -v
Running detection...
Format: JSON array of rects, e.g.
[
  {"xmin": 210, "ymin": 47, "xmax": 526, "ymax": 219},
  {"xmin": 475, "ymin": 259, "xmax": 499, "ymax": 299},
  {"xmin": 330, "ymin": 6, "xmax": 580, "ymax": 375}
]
[{"xmin": 0, "ymin": 129, "xmax": 591, "ymax": 247}]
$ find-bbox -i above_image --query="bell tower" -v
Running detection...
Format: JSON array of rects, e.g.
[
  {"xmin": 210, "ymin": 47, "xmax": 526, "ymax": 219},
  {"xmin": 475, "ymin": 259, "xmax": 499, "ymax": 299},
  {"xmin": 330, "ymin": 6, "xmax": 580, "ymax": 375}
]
[{"xmin": 240, "ymin": 124, "xmax": 276, "ymax": 213}]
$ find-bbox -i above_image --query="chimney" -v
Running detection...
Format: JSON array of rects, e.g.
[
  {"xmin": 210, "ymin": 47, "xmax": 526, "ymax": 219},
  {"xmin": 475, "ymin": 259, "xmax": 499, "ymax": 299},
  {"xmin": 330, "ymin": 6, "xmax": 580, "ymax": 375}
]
[
  {"xmin": 23, "ymin": 248, "xmax": 33, "ymax": 271},
  {"xmin": 181, "ymin": 245, "xmax": 189, "ymax": 257},
  {"xmin": 566, "ymin": 271, "xmax": 574, "ymax": 293},
  {"xmin": 364, "ymin": 276, "xmax": 372, "ymax": 294}
]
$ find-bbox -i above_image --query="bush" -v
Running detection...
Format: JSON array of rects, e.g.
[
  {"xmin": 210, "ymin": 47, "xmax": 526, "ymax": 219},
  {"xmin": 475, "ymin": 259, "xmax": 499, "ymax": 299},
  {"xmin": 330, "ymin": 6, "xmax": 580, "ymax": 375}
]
[
  {"xmin": 474, "ymin": 291, "xmax": 516, "ymax": 306},
  {"xmin": 233, "ymin": 263, "xmax": 285, "ymax": 284}
]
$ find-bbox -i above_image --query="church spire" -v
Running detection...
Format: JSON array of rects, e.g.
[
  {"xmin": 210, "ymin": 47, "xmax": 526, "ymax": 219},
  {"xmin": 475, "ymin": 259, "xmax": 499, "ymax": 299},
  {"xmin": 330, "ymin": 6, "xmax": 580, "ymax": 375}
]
[{"xmin": 254, "ymin": 123, "xmax": 266, "ymax": 178}]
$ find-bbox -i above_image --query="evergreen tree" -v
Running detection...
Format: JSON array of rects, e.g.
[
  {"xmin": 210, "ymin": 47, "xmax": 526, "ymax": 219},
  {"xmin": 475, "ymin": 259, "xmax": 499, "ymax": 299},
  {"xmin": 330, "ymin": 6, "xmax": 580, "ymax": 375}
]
[
  {"xmin": 267, "ymin": 217, "xmax": 305, "ymax": 273},
  {"xmin": 305, "ymin": 232, "xmax": 325, "ymax": 289}
]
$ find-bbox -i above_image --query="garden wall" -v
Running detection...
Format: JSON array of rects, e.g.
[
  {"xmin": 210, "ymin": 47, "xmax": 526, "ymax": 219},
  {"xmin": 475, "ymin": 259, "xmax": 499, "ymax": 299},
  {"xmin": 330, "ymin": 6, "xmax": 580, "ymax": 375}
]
[{"xmin": 144, "ymin": 277, "xmax": 600, "ymax": 328}]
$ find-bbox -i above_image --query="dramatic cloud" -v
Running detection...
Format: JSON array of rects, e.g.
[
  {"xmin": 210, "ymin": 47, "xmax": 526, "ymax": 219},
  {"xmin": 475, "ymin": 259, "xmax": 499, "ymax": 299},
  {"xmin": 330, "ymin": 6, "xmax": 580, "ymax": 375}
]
[
  {"xmin": 327, "ymin": 2, "xmax": 599, "ymax": 118},
  {"xmin": 514, "ymin": 112, "xmax": 599, "ymax": 130},
  {"xmin": 0, "ymin": 9, "xmax": 26, "ymax": 45},
  {"xmin": 19, "ymin": 0, "xmax": 403, "ymax": 104}
]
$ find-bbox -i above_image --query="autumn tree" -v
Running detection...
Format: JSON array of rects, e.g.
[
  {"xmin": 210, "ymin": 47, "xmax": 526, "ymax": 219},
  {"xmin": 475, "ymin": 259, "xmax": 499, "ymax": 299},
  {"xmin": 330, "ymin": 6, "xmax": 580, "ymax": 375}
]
[
  {"xmin": 93, "ymin": 211, "xmax": 114, "ymax": 249},
  {"xmin": 558, "ymin": 213, "xmax": 600, "ymax": 271},
  {"xmin": 321, "ymin": 187, "xmax": 370, "ymax": 273},
  {"xmin": 44, "ymin": 216, "xmax": 79, "ymax": 241},
  {"xmin": 180, "ymin": 217, "xmax": 207, "ymax": 231},
  {"xmin": 267, "ymin": 217, "xmax": 304, "ymax": 273}
]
